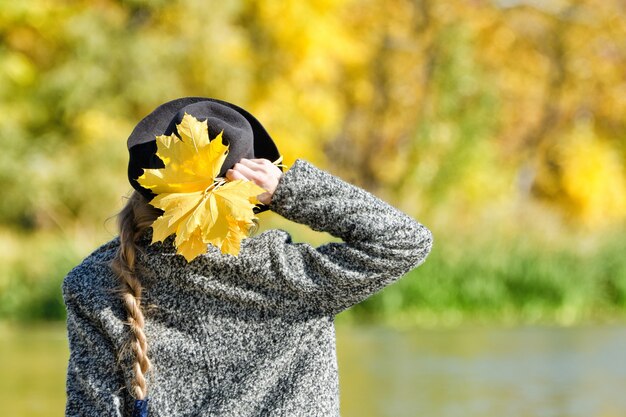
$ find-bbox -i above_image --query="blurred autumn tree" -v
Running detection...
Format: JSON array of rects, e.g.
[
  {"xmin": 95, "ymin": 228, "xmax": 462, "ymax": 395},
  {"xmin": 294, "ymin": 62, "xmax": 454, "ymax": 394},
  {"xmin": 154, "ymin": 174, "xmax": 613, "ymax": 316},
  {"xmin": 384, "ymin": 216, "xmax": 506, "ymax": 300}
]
[
  {"xmin": 0, "ymin": 0, "xmax": 624, "ymax": 320},
  {"xmin": 1, "ymin": 0, "xmax": 624, "ymax": 232}
]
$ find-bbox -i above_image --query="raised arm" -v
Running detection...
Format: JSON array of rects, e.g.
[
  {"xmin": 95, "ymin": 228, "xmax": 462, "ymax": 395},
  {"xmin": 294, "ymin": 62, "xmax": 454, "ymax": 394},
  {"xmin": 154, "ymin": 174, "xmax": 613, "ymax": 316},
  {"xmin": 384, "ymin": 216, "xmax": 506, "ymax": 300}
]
[
  {"xmin": 238, "ymin": 158, "xmax": 433, "ymax": 316},
  {"xmin": 63, "ymin": 272, "xmax": 128, "ymax": 417}
]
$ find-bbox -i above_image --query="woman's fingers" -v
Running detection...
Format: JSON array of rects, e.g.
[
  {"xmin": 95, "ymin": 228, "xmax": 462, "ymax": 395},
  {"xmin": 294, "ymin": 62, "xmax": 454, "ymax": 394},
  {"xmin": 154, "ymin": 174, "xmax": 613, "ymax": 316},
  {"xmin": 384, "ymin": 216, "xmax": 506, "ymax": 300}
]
[
  {"xmin": 230, "ymin": 161, "xmax": 260, "ymax": 181},
  {"xmin": 225, "ymin": 167, "xmax": 247, "ymax": 181},
  {"xmin": 238, "ymin": 158, "xmax": 271, "ymax": 172},
  {"xmin": 226, "ymin": 158, "xmax": 283, "ymax": 205}
]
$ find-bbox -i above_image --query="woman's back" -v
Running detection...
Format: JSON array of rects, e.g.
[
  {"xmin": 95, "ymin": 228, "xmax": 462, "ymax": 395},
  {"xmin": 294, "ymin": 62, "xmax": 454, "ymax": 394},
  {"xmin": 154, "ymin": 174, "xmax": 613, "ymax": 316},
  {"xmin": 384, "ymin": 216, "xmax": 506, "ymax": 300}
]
[
  {"xmin": 64, "ymin": 229, "xmax": 343, "ymax": 416},
  {"xmin": 63, "ymin": 158, "xmax": 432, "ymax": 416}
]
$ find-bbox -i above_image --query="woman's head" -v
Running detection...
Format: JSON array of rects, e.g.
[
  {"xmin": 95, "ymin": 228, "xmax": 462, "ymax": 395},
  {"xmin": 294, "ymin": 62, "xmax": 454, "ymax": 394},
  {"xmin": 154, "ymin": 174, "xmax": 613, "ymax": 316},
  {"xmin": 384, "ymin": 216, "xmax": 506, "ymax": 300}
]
[{"xmin": 127, "ymin": 98, "xmax": 282, "ymax": 213}]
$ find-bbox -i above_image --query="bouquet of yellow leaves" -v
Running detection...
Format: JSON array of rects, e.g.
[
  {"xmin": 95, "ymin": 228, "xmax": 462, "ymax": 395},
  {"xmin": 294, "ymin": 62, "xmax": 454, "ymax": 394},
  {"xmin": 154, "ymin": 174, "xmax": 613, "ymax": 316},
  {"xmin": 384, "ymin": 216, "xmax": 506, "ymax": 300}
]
[{"xmin": 137, "ymin": 113, "xmax": 271, "ymax": 261}]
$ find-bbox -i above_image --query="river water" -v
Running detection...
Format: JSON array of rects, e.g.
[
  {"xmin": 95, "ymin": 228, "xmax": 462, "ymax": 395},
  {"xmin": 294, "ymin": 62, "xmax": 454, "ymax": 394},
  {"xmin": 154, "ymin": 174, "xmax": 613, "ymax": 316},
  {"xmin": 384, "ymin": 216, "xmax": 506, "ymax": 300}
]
[
  {"xmin": 1, "ymin": 323, "xmax": 625, "ymax": 417},
  {"xmin": 335, "ymin": 324, "xmax": 626, "ymax": 417}
]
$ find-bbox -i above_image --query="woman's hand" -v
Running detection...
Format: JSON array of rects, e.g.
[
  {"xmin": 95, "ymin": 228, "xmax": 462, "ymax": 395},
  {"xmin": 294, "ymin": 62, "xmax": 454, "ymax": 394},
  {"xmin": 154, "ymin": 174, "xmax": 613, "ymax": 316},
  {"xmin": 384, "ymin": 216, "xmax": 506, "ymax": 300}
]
[{"xmin": 225, "ymin": 158, "xmax": 284, "ymax": 205}]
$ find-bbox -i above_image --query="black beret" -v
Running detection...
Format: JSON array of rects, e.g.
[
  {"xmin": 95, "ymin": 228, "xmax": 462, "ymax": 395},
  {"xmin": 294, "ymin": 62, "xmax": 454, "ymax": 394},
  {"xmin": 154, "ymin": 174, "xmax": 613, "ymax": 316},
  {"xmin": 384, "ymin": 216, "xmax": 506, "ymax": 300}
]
[{"xmin": 127, "ymin": 97, "xmax": 282, "ymax": 214}]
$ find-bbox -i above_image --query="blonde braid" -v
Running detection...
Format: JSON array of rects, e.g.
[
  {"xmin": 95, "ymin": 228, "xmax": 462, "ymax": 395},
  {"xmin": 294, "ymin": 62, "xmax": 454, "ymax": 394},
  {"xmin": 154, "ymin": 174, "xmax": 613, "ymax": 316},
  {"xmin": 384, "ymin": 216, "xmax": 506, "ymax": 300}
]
[{"xmin": 110, "ymin": 191, "xmax": 161, "ymax": 400}]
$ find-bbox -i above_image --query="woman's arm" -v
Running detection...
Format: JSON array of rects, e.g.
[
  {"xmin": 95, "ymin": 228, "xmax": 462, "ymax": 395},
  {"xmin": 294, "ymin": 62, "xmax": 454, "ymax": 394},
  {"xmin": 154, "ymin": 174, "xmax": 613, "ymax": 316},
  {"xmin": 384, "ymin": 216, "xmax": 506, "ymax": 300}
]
[
  {"xmin": 63, "ymin": 278, "xmax": 128, "ymax": 417},
  {"xmin": 237, "ymin": 158, "xmax": 433, "ymax": 316}
]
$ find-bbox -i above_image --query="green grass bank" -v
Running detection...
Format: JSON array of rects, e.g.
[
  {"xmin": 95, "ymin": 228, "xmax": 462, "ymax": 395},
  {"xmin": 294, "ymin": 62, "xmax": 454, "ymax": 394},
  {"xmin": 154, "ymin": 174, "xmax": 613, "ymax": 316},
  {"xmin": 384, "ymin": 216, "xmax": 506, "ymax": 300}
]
[{"xmin": 1, "ymin": 226, "xmax": 625, "ymax": 327}]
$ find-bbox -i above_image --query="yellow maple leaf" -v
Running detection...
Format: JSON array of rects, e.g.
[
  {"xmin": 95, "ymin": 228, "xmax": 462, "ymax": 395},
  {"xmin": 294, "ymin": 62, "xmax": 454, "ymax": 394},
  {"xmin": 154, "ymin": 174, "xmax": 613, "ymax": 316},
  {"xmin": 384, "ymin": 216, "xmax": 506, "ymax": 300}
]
[{"xmin": 137, "ymin": 113, "xmax": 268, "ymax": 261}]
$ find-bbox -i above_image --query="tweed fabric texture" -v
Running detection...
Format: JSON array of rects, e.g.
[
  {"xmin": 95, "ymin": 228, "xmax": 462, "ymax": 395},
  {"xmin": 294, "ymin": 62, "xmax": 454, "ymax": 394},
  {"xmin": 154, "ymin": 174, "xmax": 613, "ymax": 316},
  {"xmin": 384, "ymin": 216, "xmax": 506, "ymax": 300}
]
[{"xmin": 63, "ymin": 158, "xmax": 433, "ymax": 417}]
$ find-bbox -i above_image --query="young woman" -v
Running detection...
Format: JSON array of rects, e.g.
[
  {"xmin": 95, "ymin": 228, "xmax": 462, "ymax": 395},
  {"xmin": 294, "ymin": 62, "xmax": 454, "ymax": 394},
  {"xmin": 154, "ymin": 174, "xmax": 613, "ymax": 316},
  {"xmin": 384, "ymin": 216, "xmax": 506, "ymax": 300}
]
[{"xmin": 62, "ymin": 97, "xmax": 433, "ymax": 417}]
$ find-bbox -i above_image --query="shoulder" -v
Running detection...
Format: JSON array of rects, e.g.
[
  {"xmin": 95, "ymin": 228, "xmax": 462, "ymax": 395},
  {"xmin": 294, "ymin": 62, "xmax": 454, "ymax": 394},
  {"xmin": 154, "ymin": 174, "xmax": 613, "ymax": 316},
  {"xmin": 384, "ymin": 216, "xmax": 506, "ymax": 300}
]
[
  {"xmin": 244, "ymin": 228, "xmax": 294, "ymax": 247},
  {"xmin": 238, "ymin": 228, "xmax": 296, "ymax": 260},
  {"xmin": 166, "ymin": 228, "xmax": 298, "ymax": 277},
  {"xmin": 232, "ymin": 228, "xmax": 313, "ymax": 280},
  {"xmin": 62, "ymin": 237, "xmax": 120, "ymax": 307},
  {"xmin": 62, "ymin": 238, "xmax": 131, "ymax": 351}
]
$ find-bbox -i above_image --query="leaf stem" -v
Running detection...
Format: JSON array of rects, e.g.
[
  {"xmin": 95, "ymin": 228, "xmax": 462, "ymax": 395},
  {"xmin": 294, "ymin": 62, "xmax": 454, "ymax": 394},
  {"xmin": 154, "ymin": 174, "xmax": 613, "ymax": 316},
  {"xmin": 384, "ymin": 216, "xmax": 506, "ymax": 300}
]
[{"xmin": 204, "ymin": 178, "xmax": 227, "ymax": 195}]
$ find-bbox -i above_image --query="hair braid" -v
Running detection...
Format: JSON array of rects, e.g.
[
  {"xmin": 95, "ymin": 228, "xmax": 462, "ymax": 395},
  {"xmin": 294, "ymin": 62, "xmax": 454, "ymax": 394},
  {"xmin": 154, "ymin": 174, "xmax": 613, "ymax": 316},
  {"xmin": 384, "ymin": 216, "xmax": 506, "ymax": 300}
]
[{"xmin": 110, "ymin": 191, "xmax": 161, "ymax": 400}]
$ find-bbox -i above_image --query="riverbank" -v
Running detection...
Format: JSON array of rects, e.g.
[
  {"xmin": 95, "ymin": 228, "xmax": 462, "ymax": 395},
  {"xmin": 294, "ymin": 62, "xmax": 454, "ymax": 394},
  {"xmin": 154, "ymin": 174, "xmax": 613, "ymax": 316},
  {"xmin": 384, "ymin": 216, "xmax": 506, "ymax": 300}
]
[
  {"xmin": 1, "ymin": 223, "xmax": 625, "ymax": 326},
  {"xmin": 339, "ymin": 227, "xmax": 626, "ymax": 328}
]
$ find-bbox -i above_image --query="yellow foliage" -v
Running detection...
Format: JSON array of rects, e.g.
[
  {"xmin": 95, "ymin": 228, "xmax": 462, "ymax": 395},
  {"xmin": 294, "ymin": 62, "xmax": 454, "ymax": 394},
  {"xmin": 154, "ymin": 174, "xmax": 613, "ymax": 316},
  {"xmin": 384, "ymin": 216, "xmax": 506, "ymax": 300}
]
[
  {"xmin": 2, "ymin": 0, "xmax": 626, "ymax": 235},
  {"xmin": 1, "ymin": 51, "xmax": 36, "ymax": 86},
  {"xmin": 137, "ymin": 113, "xmax": 267, "ymax": 261},
  {"xmin": 557, "ymin": 123, "xmax": 626, "ymax": 227}
]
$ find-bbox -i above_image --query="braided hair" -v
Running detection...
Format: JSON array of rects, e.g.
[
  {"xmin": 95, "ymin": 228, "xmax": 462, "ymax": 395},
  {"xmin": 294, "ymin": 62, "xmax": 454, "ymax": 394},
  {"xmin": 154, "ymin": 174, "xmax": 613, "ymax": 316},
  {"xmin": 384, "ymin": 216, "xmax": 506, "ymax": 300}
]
[
  {"xmin": 110, "ymin": 191, "xmax": 161, "ymax": 402},
  {"xmin": 109, "ymin": 190, "xmax": 259, "ymax": 411}
]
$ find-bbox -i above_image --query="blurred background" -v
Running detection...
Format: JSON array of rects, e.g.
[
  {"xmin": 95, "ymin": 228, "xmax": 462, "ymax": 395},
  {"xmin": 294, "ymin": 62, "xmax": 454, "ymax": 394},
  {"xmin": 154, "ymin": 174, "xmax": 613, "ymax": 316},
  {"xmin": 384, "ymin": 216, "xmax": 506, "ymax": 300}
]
[{"xmin": 0, "ymin": 0, "xmax": 625, "ymax": 416}]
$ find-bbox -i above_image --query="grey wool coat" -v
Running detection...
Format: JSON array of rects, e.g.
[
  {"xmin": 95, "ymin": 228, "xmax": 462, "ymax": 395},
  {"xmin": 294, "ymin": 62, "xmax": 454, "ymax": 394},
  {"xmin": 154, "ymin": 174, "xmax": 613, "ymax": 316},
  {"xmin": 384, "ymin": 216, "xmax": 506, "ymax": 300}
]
[{"xmin": 62, "ymin": 158, "xmax": 433, "ymax": 417}]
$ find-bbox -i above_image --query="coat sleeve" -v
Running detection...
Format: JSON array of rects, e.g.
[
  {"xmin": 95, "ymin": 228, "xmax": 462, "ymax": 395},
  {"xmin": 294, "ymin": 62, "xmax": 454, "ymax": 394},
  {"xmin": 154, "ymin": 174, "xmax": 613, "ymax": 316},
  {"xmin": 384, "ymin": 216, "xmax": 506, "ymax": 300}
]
[
  {"xmin": 243, "ymin": 158, "xmax": 433, "ymax": 316},
  {"xmin": 63, "ymin": 274, "xmax": 129, "ymax": 417}
]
